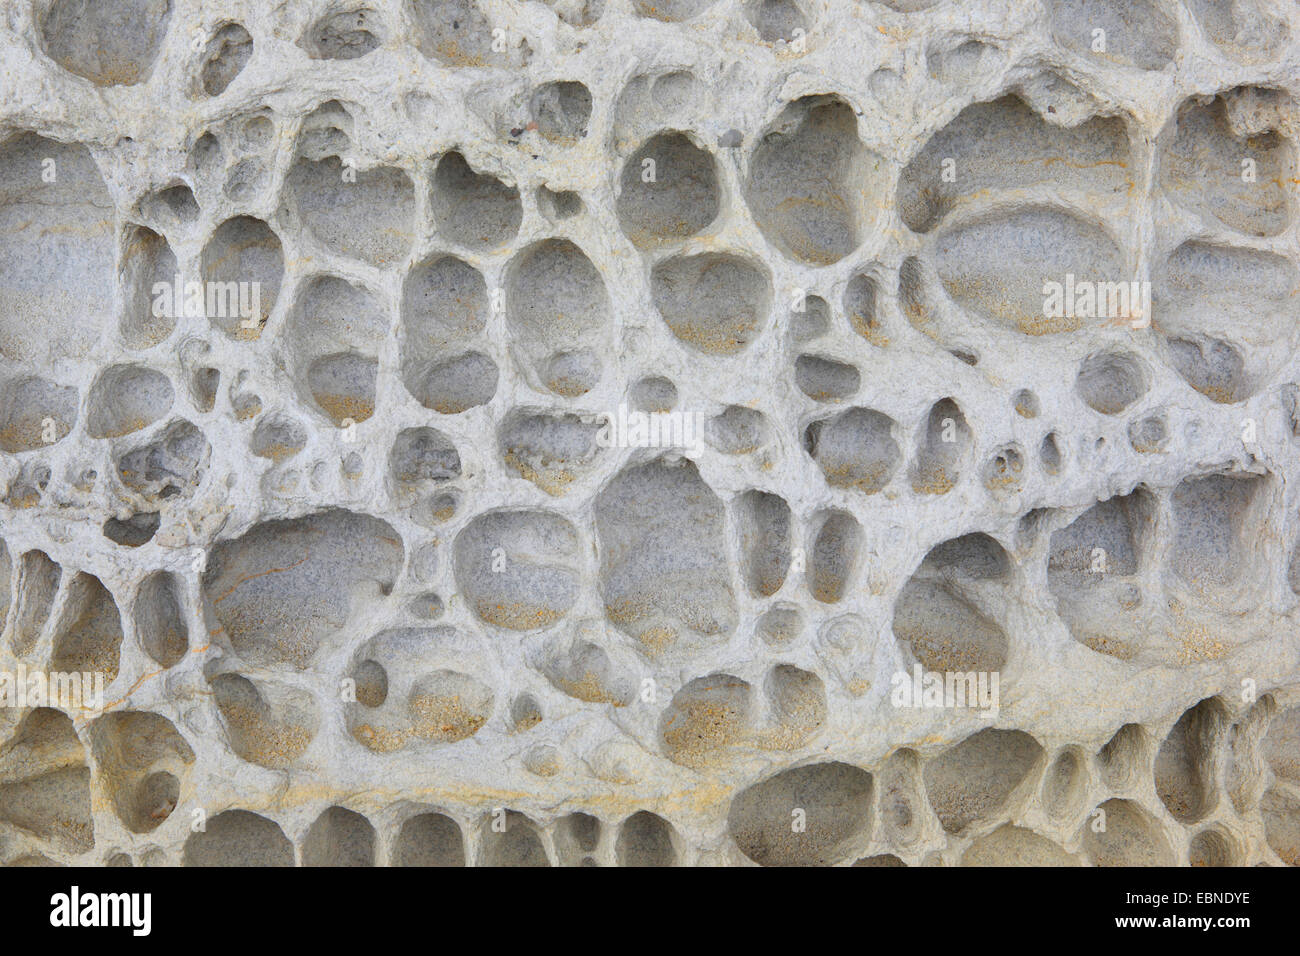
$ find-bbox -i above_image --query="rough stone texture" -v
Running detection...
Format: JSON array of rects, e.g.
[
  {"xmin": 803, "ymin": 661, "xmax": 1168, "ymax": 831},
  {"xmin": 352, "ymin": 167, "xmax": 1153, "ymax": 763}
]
[{"xmin": 0, "ymin": 0, "xmax": 1299, "ymax": 866}]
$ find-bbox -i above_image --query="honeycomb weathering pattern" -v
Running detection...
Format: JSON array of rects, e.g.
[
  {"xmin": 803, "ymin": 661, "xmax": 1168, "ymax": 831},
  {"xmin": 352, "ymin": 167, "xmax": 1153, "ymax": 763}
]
[{"xmin": 0, "ymin": 0, "xmax": 1298, "ymax": 868}]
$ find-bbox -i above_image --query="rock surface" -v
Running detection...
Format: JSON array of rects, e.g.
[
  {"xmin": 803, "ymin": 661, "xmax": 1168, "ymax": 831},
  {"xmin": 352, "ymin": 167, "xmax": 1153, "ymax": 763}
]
[{"xmin": 0, "ymin": 0, "xmax": 1298, "ymax": 865}]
